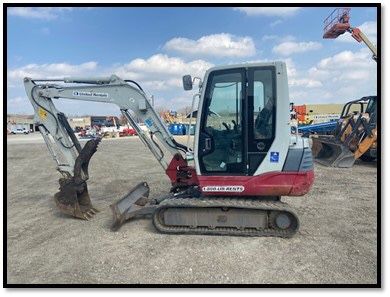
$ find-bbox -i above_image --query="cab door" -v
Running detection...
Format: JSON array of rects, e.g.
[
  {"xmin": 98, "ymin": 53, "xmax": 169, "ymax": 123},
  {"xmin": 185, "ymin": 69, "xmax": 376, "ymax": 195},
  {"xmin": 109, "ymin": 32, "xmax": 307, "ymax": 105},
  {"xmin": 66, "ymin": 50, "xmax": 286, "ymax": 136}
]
[
  {"xmin": 247, "ymin": 67, "xmax": 276, "ymax": 175},
  {"xmin": 197, "ymin": 68, "xmax": 246, "ymax": 175},
  {"xmin": 197, "ymin": 66, "xmax": 277, "ymax": 176}
]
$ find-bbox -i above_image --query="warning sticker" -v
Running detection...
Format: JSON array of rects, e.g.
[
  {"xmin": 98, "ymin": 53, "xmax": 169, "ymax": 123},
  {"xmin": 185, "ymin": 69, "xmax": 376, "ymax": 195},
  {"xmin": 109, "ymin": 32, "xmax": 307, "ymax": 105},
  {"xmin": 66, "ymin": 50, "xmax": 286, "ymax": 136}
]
[
  {"xmin": 270, "ymin": 151, "xmax": 279, "ymax": 163},
  {"xmin": 144, "ymin": 118, "xmax": 153, "ymax": 128},
  {"xmin": 38, "ymin": 107, "xmax": 48, "ymax": 120}
]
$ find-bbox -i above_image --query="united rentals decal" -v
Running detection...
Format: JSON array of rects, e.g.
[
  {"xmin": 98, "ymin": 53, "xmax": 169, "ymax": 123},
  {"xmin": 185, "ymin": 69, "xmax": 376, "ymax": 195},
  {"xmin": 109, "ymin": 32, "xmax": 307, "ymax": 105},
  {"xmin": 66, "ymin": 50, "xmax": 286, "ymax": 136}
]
[
  {"xmin": 73, "ymin": 91, "xmax": 109, "ymax": 98},
  {"xmin": 202, "ymin": 186, "xmax": 245, "ymax": 193}
]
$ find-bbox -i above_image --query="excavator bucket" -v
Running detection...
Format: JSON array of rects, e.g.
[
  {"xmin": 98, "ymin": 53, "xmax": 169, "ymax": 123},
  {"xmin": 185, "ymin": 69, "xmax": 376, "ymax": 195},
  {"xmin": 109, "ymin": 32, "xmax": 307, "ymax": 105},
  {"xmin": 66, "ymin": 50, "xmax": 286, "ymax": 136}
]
[
  {"xmin": 110, "ymin": 182, "xmax": 151, "ymax": 231},
  {"xmin": 312, "ymin": 136, "xmax": 356, "ymax": 168},
  {"xmin": 54, "ymin": 177, "xmax": 98, "ymax": 220},
  {"xmin": 54, "ymin": 138, "xmax": 101, "ymax": 220}
]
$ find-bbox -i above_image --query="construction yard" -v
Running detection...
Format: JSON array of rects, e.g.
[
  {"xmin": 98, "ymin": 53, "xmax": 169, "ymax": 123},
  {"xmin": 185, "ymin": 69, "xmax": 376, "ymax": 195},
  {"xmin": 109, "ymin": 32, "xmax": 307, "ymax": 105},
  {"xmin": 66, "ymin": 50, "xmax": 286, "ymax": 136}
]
[{"xmin": 6, "ymin": 134, "xmax": 378, "ymax": 285}]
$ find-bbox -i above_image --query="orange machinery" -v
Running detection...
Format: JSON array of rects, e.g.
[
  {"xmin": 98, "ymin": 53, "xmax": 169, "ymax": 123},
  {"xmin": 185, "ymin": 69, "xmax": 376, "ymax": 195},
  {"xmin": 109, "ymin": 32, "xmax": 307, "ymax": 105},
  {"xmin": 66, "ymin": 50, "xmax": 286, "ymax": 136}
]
[{"xmin": 323, "ymin": 8, "xmax": 377, "ymax": 61}]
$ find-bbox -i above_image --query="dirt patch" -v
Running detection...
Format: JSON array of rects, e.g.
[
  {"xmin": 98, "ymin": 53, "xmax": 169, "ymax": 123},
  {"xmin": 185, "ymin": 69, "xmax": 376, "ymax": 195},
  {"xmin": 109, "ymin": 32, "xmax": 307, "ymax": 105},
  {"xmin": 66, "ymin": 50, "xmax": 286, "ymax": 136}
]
[{"xmin": 6, "ymin": 137, "xmax": 377, "ymax": 284}]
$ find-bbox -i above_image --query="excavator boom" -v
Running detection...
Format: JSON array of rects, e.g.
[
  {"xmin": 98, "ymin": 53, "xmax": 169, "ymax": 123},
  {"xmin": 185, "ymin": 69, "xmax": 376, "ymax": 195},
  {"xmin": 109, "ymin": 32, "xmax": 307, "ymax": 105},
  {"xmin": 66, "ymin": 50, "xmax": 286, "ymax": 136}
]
[{"xmin": 23, "ymin": 75, "xmax": 189, "ymax": 220}]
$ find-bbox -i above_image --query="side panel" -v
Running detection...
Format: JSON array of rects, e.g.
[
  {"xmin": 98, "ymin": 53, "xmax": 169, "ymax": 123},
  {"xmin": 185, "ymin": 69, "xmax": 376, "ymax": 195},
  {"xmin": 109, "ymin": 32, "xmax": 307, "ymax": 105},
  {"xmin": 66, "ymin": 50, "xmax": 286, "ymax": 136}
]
[{"xmin": 198, "ymin": 170, "xmax": 314, "ymax": 197}]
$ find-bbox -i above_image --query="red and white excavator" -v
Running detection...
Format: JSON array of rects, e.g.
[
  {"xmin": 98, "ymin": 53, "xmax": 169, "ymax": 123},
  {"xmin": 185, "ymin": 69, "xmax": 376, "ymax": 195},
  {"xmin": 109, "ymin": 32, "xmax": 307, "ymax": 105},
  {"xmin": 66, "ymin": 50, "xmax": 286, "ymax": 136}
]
[{"xmin": 23, "ymin": 62, "xmax": 314, "ymax": 237}]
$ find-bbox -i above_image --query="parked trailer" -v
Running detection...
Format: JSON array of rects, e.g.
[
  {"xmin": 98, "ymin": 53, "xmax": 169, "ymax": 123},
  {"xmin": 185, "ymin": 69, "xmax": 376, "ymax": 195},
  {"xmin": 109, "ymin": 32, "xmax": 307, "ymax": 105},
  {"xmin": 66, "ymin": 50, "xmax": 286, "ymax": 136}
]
[{"xmin": 298, "ymin": 121, "xmax": 337, "ymax": 137}]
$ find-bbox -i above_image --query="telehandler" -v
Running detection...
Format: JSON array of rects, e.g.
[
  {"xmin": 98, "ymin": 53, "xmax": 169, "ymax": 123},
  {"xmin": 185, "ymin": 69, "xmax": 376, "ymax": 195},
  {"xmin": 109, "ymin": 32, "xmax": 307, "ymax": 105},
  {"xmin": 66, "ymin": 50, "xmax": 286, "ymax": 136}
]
[{"xmin": 23, "ymin": 62, "xmax": 314, "ymax": 237}]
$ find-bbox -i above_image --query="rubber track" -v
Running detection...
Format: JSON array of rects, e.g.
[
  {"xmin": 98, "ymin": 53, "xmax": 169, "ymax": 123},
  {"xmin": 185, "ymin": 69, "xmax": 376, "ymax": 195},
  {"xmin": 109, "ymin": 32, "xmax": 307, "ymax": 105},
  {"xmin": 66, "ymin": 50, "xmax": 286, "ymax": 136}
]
[{"xmin": 153, "ymin": 198, "xmax": 299, "ymax": 238}]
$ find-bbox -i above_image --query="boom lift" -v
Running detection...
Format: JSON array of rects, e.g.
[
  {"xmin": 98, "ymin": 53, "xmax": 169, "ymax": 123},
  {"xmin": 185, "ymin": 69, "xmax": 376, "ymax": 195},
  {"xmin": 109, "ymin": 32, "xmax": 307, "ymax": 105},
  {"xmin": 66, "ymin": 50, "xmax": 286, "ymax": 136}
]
[
  {"xmin": 323, "ymin": 8, "xmax": 377, "ymax": 61},
  {"xmin": 312, "ymin": 8, "xmax": 378, "ymax": 167},
  {"xmin": 24, "ymin": 62, "xmax": 314, "ymax": 237}
]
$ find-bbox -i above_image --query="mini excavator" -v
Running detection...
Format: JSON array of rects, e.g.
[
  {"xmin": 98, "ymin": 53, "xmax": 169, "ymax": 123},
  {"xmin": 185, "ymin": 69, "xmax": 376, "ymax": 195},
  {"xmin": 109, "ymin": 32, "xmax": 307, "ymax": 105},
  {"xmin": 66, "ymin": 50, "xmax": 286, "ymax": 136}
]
[{"xmin": 24, "ymin": 62, "xmax": 314, "ymax": 237}]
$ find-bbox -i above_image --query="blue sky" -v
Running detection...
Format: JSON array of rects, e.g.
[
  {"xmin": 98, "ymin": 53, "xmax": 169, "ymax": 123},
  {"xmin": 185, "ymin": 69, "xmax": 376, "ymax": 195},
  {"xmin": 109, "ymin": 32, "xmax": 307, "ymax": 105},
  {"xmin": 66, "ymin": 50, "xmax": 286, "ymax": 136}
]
[{"xmin": 7, "ymin": 7, "xmax": 378, "ymax": 115}]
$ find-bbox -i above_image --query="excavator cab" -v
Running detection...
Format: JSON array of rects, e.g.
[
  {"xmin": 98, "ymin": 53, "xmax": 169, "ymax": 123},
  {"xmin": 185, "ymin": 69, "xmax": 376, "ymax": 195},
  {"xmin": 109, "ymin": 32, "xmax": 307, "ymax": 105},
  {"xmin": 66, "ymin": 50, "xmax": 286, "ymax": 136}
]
[{"xmin": 196, "ymin": 66, "xmax": 276, "ymax": 176}]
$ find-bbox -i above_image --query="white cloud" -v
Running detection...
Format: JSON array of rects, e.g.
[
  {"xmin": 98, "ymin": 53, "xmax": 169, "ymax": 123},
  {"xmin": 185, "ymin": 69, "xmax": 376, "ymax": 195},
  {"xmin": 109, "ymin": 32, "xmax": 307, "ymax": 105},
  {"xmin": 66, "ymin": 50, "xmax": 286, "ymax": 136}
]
[
  {"xmin": 283, "ymin": 58, "xmax": 322, "ymax": 89},
  {"xmin": 234, "ymin": 7, "xmax": 301, "ymax": 17},
  {"xmin": 112, "ymin": 54, "xmax": 213, "ymax": 91},
  {"xmin": 163, "ymin": 33, "xmax": 256, "ymax": 58},
  {"xmin": 284, "ymin": 58, "xmax": 297, "ymax": 78},
  {"xmin": 8, "ymin": 61, "xmax": 98, "ymax": 82},
  {"xmin": 7, "ymin": 7, "xmax": 72, "ymax": 20},
  {"xmin": 41, "ymin": 27, "xmax": 50, "ymax": 35},
  {"xmin": 307, "ymin": 49, "xmax": 377, "ymax": 94},
  {"xmin": 266, "ymin": 51, "xmax": 375, "ymax": 105},
  {"xmin": 262, "ymin": 35, "xmax": 278, "ymax": 41},
  {"xmin": 262, "ymin": 34, "xmax": 295, "ymax": 42},
  {"xmin": 289, "ymin": 78, "xmax": 323, "ymax": 88},
  {"xmin": 335, "ymin": 21, "xmax": 377, "ymax": 45},
  {"xmin": 8, "ymin": 56, "xmax": 208, "ymax": 114},
  {"xmin": 8, "ymin": 96, "xmax": 27, "ymax": 107},
  {"xmin": 8, "ymin": 48, "xmax": 376, "ymax": 113},
  {"xmin": 7, "ymin": 62, "xmax": 100, "ymax": 113},
  {"xmin": 114, "ymin": 54, "xmax": 211, "ymax": 77},
  {"xmin": 272, "ymin": 41, "xmax": 322, "ymax": 56},
  {"xmin": 7, "ymin": 96, "xmax": 35, "ymax": 114},
  {"xmin": 311, "ymin": 49, "xmax": 374, "ymax": 75},
  {"xmin": 7, "ymin": 55, "xmax": 213, "ymax": 104},
  {"xmin": 270, "ymin": 20, "xmax": 283, "ymax": 27},
  {"xmin": 279, "ymin": 35, "xmax": 296, "ymax": 43},
  {"xmin": 299, "ymin": 48, "xmax": 377, "ymax": 103}
]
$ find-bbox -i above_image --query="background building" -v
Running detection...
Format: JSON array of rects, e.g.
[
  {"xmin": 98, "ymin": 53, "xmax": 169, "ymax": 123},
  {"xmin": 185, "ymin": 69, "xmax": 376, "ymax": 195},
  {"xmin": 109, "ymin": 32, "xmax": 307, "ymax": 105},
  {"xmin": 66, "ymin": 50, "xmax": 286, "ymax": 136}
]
[
  {"xmin": 7, "ymin": 114, "xmax": 121, "ymax": 134},
  {"xmin": 68, "ymin": 116, "xmax": 120, "ymax": 129},
  {"xmin": 7, "ymin": 114, "xmax": 37, "ymax": 133},
  {"xmin": 305, "ymin": 103, "xmax": 344, "ymax": 123}
]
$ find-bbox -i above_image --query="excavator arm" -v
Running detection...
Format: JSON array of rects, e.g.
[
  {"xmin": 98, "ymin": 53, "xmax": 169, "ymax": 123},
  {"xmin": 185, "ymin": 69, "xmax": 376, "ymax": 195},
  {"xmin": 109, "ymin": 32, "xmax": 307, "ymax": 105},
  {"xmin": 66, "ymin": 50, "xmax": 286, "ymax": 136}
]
[{"xmin": 23, "ymin": 75, "xmax": 189, "ymax": 220}]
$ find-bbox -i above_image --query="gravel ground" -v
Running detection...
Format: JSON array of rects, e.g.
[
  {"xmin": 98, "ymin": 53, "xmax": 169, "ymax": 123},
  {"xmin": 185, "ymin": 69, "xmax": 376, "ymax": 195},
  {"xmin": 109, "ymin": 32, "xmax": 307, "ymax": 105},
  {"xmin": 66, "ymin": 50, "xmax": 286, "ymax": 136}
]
[{"xmin": 6, "ymin": 134, "xmax": 378, "ymax": 285}]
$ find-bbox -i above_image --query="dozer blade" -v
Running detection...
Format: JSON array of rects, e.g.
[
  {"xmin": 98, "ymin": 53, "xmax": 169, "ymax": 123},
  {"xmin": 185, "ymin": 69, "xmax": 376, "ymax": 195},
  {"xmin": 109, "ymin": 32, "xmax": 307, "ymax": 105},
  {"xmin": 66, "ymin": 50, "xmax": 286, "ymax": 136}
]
[
  {"xmin": 110, "ymin": 182, "xmax": 154, "ymax": 231},
  {"xmin": 312, "ymin": 136, "xmax": 356, "ymax": 168},
  {"xmin": 54, "ymin": 138, "xmax": 101, "ymax": 220}
]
